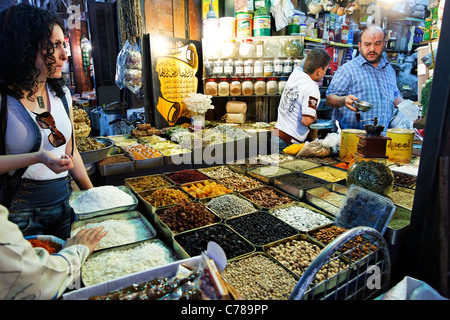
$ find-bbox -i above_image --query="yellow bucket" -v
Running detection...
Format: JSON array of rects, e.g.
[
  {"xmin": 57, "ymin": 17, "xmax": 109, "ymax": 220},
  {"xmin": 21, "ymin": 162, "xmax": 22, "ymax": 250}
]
[
  {"xmin": 339, "ymin": 129, "xmax": 365, "ymax": 162},
  {"xmin": 386, "ymin": 128, "xmax": 415, "ymax": 163}
]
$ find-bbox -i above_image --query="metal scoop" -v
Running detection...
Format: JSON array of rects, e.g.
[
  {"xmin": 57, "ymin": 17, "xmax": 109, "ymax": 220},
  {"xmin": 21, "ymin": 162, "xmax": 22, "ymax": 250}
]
[{"xmin": 354, "ymin": 100, "xmax": 374, "ymax": 122}]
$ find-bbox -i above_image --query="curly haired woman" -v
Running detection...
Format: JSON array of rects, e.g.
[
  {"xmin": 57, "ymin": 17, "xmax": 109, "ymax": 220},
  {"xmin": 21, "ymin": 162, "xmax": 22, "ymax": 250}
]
[{"xmin": 0, "ymin": 4, "xmax": 93, "ymax": 239}]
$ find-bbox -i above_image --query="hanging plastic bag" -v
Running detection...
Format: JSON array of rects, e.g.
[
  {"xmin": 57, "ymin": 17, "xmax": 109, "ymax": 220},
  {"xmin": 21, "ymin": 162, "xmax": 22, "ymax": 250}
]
[{"xmin": 115, "ymin": 40, "xmax": 142, "ymax": 94}]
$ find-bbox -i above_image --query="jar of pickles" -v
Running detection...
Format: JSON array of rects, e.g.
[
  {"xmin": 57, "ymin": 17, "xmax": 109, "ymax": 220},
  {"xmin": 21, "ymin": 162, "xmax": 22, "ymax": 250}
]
[
  {"xmin": 218, "ymin": 79, "xmax": 230, "ymax": 96},
  {"xmin": 273, "ymin": 58, "xmax": 283, "ymax": 76},
  {"xmin": 263, "ymin": 60, "xmax": 274, "ymax": 77},
  {"xmin": 234, "ymin": 59, "xmax": 244, "ymax": 77},
  {"xmin": 254, "ymin": 59, "xmax": 264, "ymax": 77},
  {"xmin": 230, "ymin": 78, "xmax": 242, "ymax": 96},
  {"xmin": 205, "ymin": 79, "xmax": 218, "ymax": 96},
  {"xmin": 213, "ymin": 60, "xmax": 224, "ymax": 77},
  {"xmin": 254, "ymin": 78, "xmax": 266, "ymax": 95},
  {"xmin": 244, "ymin": 59, "xmax": 254, "ymax": 77},
  {"xmin": 242, "ymin": 78, "xmax": 254, "ymax": 95},
  {"xmin": 266, "ymin": 78, "xmax": 278, "ymax": 95}
]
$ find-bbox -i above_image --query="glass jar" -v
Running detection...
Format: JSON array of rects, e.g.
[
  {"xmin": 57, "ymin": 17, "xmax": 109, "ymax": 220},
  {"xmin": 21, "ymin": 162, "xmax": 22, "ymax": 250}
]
[
  {"xmin": 263, "ymin": 60, "xmax": 274, "ymax": 77},
  {"xmin": 284, "ymin": 38, "xmax": 304, "ymax": 58},
  {"xmin": 205, "ymin": 78, "xmax": 218, "ymax": 96},
  {"xmin": 213, "ymin": 60, "xmax": 224, "ymax": 77},
  {"xmin": 204, "ymin": 60, "xmax": 214, "ymax": 77},
  {"xmin": 234, "ymin": 59, "xmax": 244, "ymax": 77},
  {"xmin": 293, "ymin": 58, "xmax": 302, "ymax": 68},
  {"xmin": 283, "ymin": 58, "xmax": 293, "ymax": 76},
  {"xmin": 221, "ymin": 39, "xmax": 238, "ymax": 58},
  {"xmin": 254, "ymin": 78, "xmax": 266, "ymax": 95},
  {"xmin": 239, "ymin": 39, "xmax": 255, "ymax": 58},
  {"xmin": 242, "ymin": 78, "xmax": 254, "ymax": 95},
  {"xmin": 256, "ymin": 40, "xmax": 264, "ymax": 58},
  {"xmin": 244, "ymin": 59, "xmax": 254, "ymax": 77},
  {"xmin": 273, "ymin": 58, "xmax": 283, "ymax": 76},
  {"xmin": 218, "ymin": 78, "xmax": 230, "ymax": 96},
  {"xmin": 264, "ymin": 38, "xmax": 281, "ymax": 58},
  {"xmin": 266, "ymin": 78, "xmax": 278, "ymax": 95},
  {"xmin": 224, "ymin": 59, "xmax": 234, "ymax": 77},
  {"xmin": 230, "ymin": 78, "xmax": 242, "ymax": 96},
  {"xmin": 278, "ymin": 77, "xmax": 288, "ymax": 95},
  {"xmin": 254, "ymin": 59, "xmax": 264, "ymax": 77}
]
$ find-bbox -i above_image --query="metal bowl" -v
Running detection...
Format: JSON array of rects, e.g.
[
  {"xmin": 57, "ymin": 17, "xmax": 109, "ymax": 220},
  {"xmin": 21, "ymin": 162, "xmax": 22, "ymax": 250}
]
[
  {"xmin": 79, "ymin": 137, "xmax": 115, "ymax": 164},
  {"xmin": 354, "ymin": 100, "xmax": 374, "ymax": 112}
]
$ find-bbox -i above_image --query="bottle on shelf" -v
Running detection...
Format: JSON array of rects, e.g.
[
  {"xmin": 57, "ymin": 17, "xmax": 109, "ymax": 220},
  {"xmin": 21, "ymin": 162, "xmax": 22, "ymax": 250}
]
[
  {"xmin": 242, "ymin": 78, "xmax": 254, "ymax": 95},
  {"xmin": 213, "ymin": 59, "xmax": 224, "ymax": 77},
  {"xmin": 218, "ymin": 78, "xmax": 230, "ymax": 96},
  {"xmin": 230, "ymin": 78, "xmax": 242, "ymax": 96},
  {"xmin": 234, "ymin": 59, "xmax": 244, "ymax": 77},
  {"xmin": 263, "ymin": 59, "xmax": 274, "ymax": 77},
  {"xmin": 283, "ymin": 58, "xmax": 293, "ymax": 76},
  {"xmin": 254, "ymin": 59, "xmax": 264, "ymax": 77},
  {"xmin": 256, "ymin": 40, "xmax": 264, "ymax": 58},
  {"xmin": 224, "ymin": 59, "xmax": 234, "ymax": 77},
  {"xmin": 273, "ymin": 58, "xmax": 283, "ymax": 76},
  {"xmin": 244, "ymin": 59, "xmax": 254, "ymax": 77},
  {"xmin": 266, "ymin": 78, "xmax": 278, "ymax": 95}
]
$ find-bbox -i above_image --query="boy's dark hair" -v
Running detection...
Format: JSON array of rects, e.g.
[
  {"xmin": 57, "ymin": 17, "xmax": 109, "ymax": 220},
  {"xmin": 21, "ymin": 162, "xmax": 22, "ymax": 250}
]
[
  {"xmin": 0, "ymin": 4, "xmax": 66, "ymax": 100},
  {"xmin": 303, "ymin": 49, "xmax": 331, "ymax": 74}
]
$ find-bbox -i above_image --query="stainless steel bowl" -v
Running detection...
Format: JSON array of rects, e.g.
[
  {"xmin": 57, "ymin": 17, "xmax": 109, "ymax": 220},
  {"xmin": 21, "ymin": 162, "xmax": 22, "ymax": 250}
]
[
  {"xmin": 354, "ymin": 100, "xmax": 374, "ymax": 112},
  {"xmin": 79, "ymin": 137, "xmax": 115, "ymax": 164}
]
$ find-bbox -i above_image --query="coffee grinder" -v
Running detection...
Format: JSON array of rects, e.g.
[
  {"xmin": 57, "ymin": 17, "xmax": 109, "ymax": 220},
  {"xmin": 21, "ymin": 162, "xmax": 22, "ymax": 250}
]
[{"xmin": 355, "ymin": 117, "xmax": 391, "ymax": 162}]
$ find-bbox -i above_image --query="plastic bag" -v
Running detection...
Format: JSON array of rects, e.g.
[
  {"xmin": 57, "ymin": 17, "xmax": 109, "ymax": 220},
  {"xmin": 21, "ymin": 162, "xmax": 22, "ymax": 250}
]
[
  {"xmin": 115, "ymin": 40, "xmax": 142, "ymax": 94},
  {"xmin": 322, "ymin": 132, "xmax": 341, "ymax": 155},
  {"xmin": 296, "ymin": 140, "xmax": 330, "ymax": 158},
  {"xmin": 376, "ymin": 276, "xmax": 447, "ymax": 300}
]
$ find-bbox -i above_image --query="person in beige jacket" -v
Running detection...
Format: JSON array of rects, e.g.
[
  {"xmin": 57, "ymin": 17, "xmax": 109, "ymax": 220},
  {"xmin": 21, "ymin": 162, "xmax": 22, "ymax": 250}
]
[{"xmin": 0, "ymin": 205, "xmax": 107, "ymax": 300}]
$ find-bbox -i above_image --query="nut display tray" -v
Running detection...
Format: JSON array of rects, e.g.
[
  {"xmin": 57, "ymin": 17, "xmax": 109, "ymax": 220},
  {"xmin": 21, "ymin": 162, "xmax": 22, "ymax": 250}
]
[{"xmin": 306, "ymin": 183, "xmax": 349, "ymax": 216}]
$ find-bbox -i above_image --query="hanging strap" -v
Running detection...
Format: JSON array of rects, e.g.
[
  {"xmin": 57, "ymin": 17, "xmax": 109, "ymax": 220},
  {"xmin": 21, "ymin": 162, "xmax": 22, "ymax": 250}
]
[{"xmin": 60, "ymin": 94, "xmax": 74, "ymax": 156}]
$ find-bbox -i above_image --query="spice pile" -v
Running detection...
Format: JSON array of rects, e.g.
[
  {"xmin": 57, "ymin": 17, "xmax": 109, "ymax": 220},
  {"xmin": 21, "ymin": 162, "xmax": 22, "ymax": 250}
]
[
  {"xmin": 217, "ymin": 174, "xmax": 264, "ymax": 191},
  {"xmin": 249, "ymin": 165, "xmax": 291, "ymax": 178},
  {"xmin": 143, "ymin": 188, "xmax": 190, "ymax": 207},
  {"xmin": 70, "ymin": 186, "xmax": 135, "ymax": 214},
  {"xmin": 390, "ymin": 189, "xmax": 415, "ymax": 209},
  {"xmin": 393, "ymin": 172, "xmax": 417, "ymax": 189},
  {"xmin": 157, "ymin": 202, "xmax": 217, "ymax": 233},
  {"xmin": 275, "ymin": 173, "xmax": 325, "ymax": 190},
  {"xmin": 333, "ymin": 162, "xmax": 350, "ymax": 170},
  {"xmin": 280, "ymin": 159, "xmax": 320, "ymax": 172},
  {"xmin": 304, "ymin": 168, "xmax": 347, "ymax": 182},
  {"xmin": 320, "ymin": 191, "xmax": 346, "ymax": 207},
  {"xmin": 207, "ymin": 194, "xmax": 256, "ymax": 219},
  {"xmin": 27, "ymin": 239, "xmax": 62, "ymax": 254},
  {"xmin": 99, "ymin": 155, "xmax": 132, "ymax": 165},
  {"xmin": 222, "ymin": 254, "xmax": 297, "ymax": 300},
  {"xmin": 241, "ymin": 187, "xmax": 294, "ymax": 209},
  {"xmin": 165, "ymin": 169, "xmax": 209, "ymax": 184}
]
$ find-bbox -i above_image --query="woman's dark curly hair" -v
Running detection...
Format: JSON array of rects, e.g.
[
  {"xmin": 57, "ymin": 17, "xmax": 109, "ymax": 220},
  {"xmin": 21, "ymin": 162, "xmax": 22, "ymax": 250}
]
[{"xmin": 0, "ymin": 4, "xmax": 67, "ymax": 100}]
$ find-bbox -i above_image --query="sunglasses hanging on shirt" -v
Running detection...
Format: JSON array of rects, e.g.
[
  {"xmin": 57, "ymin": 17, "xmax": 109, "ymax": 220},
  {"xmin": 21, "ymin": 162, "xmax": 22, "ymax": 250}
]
[{"xmin": 35, "ymin": 111, "xmax": 66, "ymax": 148}]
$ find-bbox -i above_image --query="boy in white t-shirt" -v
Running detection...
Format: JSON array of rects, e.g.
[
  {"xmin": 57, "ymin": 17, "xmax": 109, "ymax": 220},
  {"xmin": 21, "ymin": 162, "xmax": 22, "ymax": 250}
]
[{"xmin": 271, "ymin": 49, "xmax": 331, "ymax": 153}]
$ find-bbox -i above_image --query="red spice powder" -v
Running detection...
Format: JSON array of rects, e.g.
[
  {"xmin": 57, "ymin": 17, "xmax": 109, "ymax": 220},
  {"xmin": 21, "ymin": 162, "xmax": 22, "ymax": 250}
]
[
  {"xmin": 28, "ymin": 239, "xmax": 62, "ymax": 254},
  {"xmin": 166, "ymin": 169, "xmax": 209, "ymax": 184}
]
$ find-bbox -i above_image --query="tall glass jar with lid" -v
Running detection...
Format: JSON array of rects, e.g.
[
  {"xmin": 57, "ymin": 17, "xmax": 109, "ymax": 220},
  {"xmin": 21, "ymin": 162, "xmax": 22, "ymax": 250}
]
[
  {"xmin": 224, "ymin": 59, "xmax": 234, "ymax": 77},
  {"xmin": 254, "ymin": 78, "xmax": 266, "ymax": 95},
  {"xmin": 254, "ymin": 59, "xmax": 264, "ymax": 77},
  {"xmin": 213, "ymin": 60, "xmax": 224, "ymax": 77},
  {"xmin": 283, "ymin": 58, "xmax": 293, "ymax": 76},
  {"xmin": 244, "ymin": 59, "xmax": 254, "ymax": 77},
  {"xmin": 263, "ymin": 60, "xmax": 274, "ymax": 77},
  {"xmin": 273, "ymin": 58, "xmax": 283, "ymax": 76},
  {"xmin": 234, "ymin": 59, "xmax": 244, "ymax": 77},
  {"xmin": 205, "ymin": 79, "xmax": 218, "ymax": 96},
  {"xmin": 218, "ymin": 78, "xmax": 230, "ymax": 96},
  {"xmin": 230, "ymin": 78, "xmax": 242, "ymax": 96},
  {"xmin": 242, "ymin": 78, "xmax": 254, "ymax": 95},
  {"xmin": 239, "ymin": 39, "xmax": 256, "ymax": 58},
  {"xmin": 266, "ymin": 78, "xmax": 278, "ymax": 95}
]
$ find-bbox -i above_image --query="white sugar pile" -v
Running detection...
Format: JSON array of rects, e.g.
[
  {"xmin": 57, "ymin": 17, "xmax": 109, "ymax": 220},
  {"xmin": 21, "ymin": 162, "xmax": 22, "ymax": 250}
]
[{"xmin": 71, "ymin": 186, "xmax": 135, "ymax": 213}]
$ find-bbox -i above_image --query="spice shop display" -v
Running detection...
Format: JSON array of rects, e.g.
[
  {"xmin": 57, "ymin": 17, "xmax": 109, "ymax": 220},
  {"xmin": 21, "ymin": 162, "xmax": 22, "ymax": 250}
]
[
  {"xmin": 26, "ymin": 235, "xmax": 64, "ymax": 255},
  {"xmin": 274, "ymin": 172, "xmax": 327, "ymax": 198},
  {"xmin": 165, "ymin": 169, "xmax": 209, "ymax": 184},
  {"xmin": 302, "ymin": 166, "xmax": 347, "ymax": 183},
  {"xmin": 125, "ymin": 175, "xmax": 173, "ymax": 192},
  {"xmin": 141, "ymin": 187, "xmax": 190, "ymax": 207},
  {"xmin": 181, "ymin": 180, "xmax": 233, "ymax": 199},
  {"xmin": 217, "ymin": 173, "xmax": 264, "ymax": 191},
  {"xmin": 198, "ymin": 165, "xmax": 240, "ymax": 179},
  {"xmin": 241, "ymin": 187, "xmax": 295, "ymax": 210}
]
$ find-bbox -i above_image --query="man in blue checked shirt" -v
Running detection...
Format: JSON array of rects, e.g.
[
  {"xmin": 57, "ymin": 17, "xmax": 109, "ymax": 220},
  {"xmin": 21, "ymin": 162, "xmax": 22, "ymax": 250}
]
[{"xmin": 326, "ymin": 25, "xmax": 404, "ymax": 134}]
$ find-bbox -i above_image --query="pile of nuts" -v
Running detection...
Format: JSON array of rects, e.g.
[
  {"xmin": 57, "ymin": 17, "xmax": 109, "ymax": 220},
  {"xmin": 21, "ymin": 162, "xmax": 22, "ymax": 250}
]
[
  {"xmin": 222, "ymin": 254, "xmax": 298, "ymax": 300},
  {"xmin": 199, "ymin": 166, "xmax": 239, "ymax": 179},
  {"xmin": 143, "ymin": 188, "xmax": 190, "ymax": 207},
  {"xmin": 267, "ymin": 238, "xmax": 347, "ymax": 283},
  {"xmin": 157, "ymin": 202, "xmax": 217, "ymax": 233},
  {"xmin": 241, "ymin": 188, "xmax": 294, "ymax": 209},
  {"xmin": 217, "ymin": 174, "xmax": 264, "ymax": 191}
]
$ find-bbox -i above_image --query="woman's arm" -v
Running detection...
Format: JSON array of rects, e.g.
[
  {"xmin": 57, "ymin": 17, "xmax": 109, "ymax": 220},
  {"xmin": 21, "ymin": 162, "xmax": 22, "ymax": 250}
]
[{"xmin": 0, "ymin": 151, "xmax": 73, "ymax": 176}]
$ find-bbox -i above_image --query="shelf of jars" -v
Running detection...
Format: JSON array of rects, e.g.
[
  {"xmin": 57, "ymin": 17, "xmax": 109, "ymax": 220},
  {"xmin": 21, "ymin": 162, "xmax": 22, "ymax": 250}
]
[{"xmin": 204, "ymin": 77, "xmax": 287, "ymax": 97}]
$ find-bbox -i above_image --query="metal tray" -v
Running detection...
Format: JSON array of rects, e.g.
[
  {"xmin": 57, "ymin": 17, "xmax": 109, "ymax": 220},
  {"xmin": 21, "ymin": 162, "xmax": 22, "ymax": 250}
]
[
  {"xmin": 390, "ymin": 185, "xmax": 415, "ymax": 211},
  {"xmin": 302, "ymin": 165, "xmax": 348, "ymax": 184},
  {"xmin": 268, "ymin": 201, "xmax": 335, "ymax": 233},
  {"xmin": 201, "ymin": 192, "xmax": 259, "ymax": 220},
  {"xmin": 306, "ymin": 183, "xmax": 349, "ymax": 216},
  {"xmin": 134, "ymin": 155, "xmax": 164, "ymax": 170},
  {"xmin": 279, "ymin": 159, "xmax": 322, "ymax": 172},
  {"xmin": 79, "ymin": 137, "xmax": 115, "ymax": 164},
  {"xmin": 247, "ymin": 164, "xmax": 293, "ymax": 185},
  {"xmin": 273, "ymin": 172, "xmax": 329, "ymax": 200},
  {"xmin": 163, "ymin": 150, "xmax": 192, "ymax": 166},
  {"xmin": 240, "ymin": 186, "xmax": 298, "ymax": 211},
  {"xmin": 125, "ymin": 174, "xmax": 174, "ymax": 193},
  {"xmin": 137, "ymin": 186, "xmax": 194, "ymax": 213},
  {"xmin": 69, "ymin": 185, "xmax": 138, "ymax": 220},
  {"xmin": 216, "ymin": 173, "xmax": 265, "ymax": 193},
  {"xmin": 163, "ymin": 169, "xmax": 210, "ymax": 185},
  {"xmin": 70, "ymin": 211, "xmax": 156, "ymax": 251},
  {"xmin": 97, "ymin": 155, "xmax": 135, "ymax": 176},
  {"xmin": 197, "ymin": 165, "xmax": 239, "ymax": 179}
]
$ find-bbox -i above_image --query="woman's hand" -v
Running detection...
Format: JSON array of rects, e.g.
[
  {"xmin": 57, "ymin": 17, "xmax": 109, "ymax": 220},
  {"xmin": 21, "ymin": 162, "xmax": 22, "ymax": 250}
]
[
  {"xmin": 40, "ymin": 151, "xmax": 74, "ymax": 173},
  {"xmin": 64, "ymin": 226, "xmax": 108, "ymax": 254}
]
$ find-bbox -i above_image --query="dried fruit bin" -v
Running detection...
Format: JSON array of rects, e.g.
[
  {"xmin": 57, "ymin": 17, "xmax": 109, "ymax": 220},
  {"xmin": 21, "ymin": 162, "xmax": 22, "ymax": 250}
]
[
  {"xmin": 240, "ymin": 186, "xmax": 297, "ymax": 211},
  {"xmin": 273, "ymin": 172, "xmax": 328, "ymax": 200},
  {"xmin": 302, "ymin": 165, "xmax": 348, "ymax": 184},
  {"xmin": 155, "ymin": 202, "xmax": 222, "ymax": 235},
  {"xmin": 125, "ymin": 174, "xmax": 174, "ymax": 193},
  {"xmin": 262, "ymin": 234, "xmax": 350, "ymax": 296},
  {"xmin": 225, "ymin": 211, "xmax": 299, "ymax": 247},
  {"xmin": 174, "ymin": 223, "xmax": 255, "ymax": 260},
  {"xmin": 137, "ymin": 186, "xmax": 194, "ymax": 215},
  {"xmin": 305, "ymin": 183, "xmax": 349, "ymax": 216},
  {"xmin": 180, "ymin": 179, "xmax": 234, "ymax": 200},
  {"xmin": 268, "ymin": 202, "xmax": 335, "ymax": 233},
  {"xmin": 69, "ymin": 186, "xmax": 138, "ymax": 220},
  {"xmin": 221, "ymin": 252, "xmax": 299, "ymax": 300},
  {"xmin": 70, "ymin": 211, "xmax": 157, "ymax": 251}
]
